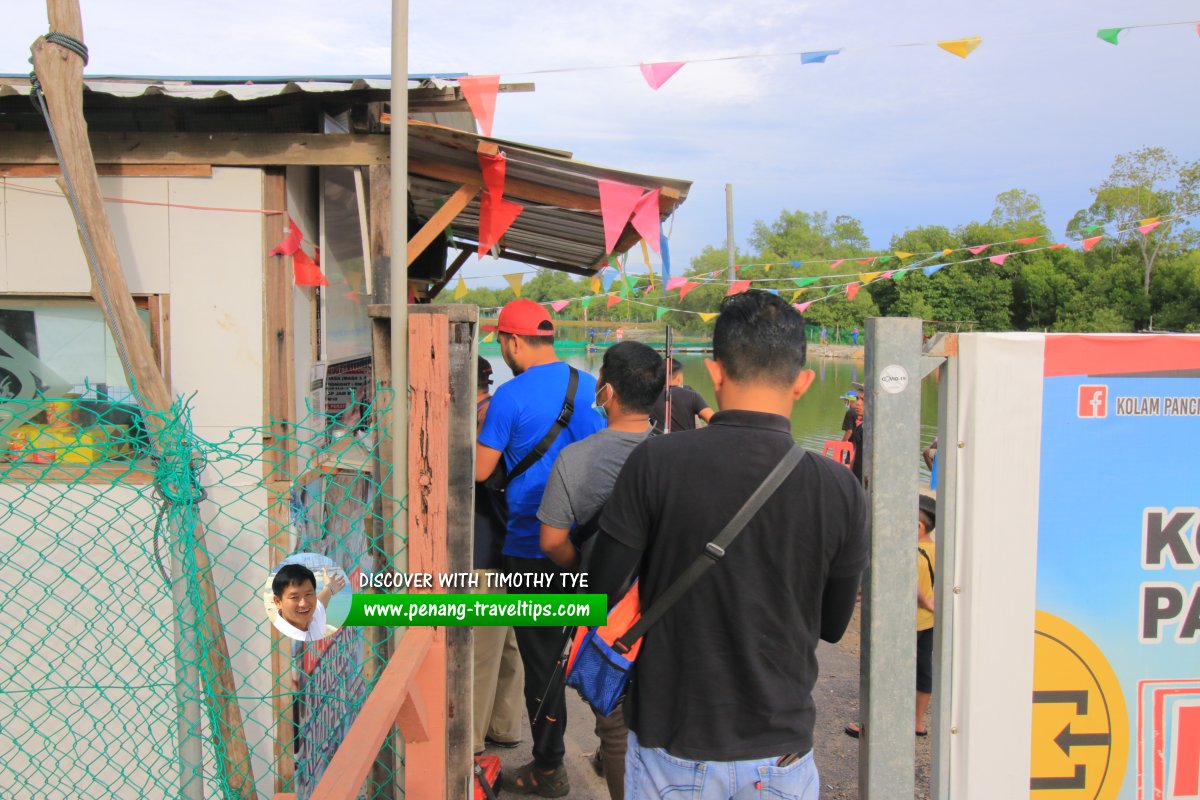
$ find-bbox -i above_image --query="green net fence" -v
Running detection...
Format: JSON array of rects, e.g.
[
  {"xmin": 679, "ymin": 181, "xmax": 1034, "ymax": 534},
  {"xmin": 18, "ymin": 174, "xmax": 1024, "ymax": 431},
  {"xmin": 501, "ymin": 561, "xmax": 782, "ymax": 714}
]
[{"xmin": 0, "ymin": 387, "xmax": 407, "ymax": 799}]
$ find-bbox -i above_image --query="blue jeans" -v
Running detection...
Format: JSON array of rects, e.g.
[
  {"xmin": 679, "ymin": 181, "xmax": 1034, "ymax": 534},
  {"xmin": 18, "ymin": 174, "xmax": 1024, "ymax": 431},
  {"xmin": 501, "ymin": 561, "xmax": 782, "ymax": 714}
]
[{"xmin": 624, "ymin": 730, "xmax": 819, "ymax": 799}]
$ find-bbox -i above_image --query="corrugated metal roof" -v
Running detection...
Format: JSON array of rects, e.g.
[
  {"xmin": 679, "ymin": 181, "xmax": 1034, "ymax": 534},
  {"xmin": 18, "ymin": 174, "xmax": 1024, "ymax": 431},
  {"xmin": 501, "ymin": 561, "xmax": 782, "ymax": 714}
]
[{"xmin": 0, "ymin": 76, "xmax": 436, "ymax": 100}]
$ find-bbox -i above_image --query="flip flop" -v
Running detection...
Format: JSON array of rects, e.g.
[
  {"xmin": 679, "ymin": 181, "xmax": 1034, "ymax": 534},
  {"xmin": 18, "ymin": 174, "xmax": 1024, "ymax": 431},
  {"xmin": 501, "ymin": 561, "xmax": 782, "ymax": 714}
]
[{"xmin": 844, "ymin": 723, "xmax": 862, "ymax": 738}]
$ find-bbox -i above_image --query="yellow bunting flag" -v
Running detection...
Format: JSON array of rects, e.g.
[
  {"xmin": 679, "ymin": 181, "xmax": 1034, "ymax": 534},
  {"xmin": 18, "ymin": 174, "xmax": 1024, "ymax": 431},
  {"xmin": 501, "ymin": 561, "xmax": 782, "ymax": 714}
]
[
  {"xmin": 699, "ymin": 312, "xmax": 718, "ymax": 323},
  {"xmin": 482, "ymin": 331, "xmax": 496, "ymax": 343},
  {"xmin": 764, "ymin": 264, "xmax": 772, "ymax": 272},
  {"xmin": 938, "ymin": 36, "xmax": 982, "ymax": 59},
  {"xmin": 641, "ymin": 239, "xmax": 652, "ymax": 268},
  {"xmin": 791, "ymin": 289, "xmax": 807, "ymax": 302},
  {"xmin": 453, "ymin": 274, "xmax": 468, "ymax": 300},
  {"xmin": 942, "ymin": 248, "xmax": 954, "ymax": 256},
  {"xmin": 1140, "ymin": 216, "xmax": 1161, "ymax": 226},
  {"xmin": 893, "ymin": 251, "xmax": 913, "ymax": 260},
  {"xmin": 504, "ymin": 272, "xmax": 524, "ymax": 297},
  {"xmin": 859, "ymin": 271, "xmax": 883, "ymax": 284},
  {"xmin": 590, "ymin": 274, "xmax": 602, "ymax": 293}
]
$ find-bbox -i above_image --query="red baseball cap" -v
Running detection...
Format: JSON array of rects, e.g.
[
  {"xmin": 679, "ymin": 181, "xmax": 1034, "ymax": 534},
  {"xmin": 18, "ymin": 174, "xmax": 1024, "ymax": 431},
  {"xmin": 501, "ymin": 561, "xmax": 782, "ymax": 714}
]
[{"xmin": 482, "ymin": 299, "xmax": 555, "ymax": 336}]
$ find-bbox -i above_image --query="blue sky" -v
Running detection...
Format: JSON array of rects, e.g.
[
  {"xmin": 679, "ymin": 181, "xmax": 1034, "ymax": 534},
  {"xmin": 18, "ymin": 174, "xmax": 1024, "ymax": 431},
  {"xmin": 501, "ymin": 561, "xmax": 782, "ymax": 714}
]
[{"xmin": 3, "ymin": 1, "xmax": 1198, "ymax": 289}]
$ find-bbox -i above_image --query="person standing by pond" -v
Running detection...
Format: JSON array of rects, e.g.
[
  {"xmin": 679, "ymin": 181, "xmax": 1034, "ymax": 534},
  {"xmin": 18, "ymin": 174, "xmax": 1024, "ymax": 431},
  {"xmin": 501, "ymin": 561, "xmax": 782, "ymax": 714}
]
[
  {"xmin": 651, "ymin": 358, "xmax": 713, "ymax": 434},
  {"xmin": 849, "ymin": 394, "xmax": 865, "ymax": 484},
  {"xmin": 851, "ymin": 326, "xmax": 860, "ymax": 346}
]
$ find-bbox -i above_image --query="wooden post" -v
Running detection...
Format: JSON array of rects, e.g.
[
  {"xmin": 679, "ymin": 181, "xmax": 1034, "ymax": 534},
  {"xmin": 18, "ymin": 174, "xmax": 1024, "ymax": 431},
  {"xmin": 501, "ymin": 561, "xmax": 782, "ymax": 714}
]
[{"xmin": 31, "ymin": 3, "xmax": 257, "ymax": 796}]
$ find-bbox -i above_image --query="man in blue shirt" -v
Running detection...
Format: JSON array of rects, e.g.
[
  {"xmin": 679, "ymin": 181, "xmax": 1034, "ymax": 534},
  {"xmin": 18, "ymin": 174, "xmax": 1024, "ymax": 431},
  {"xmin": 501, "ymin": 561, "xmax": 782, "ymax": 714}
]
[{"xmin": 475, "ymin": 298, "xmax": 603, "ymax": 795}]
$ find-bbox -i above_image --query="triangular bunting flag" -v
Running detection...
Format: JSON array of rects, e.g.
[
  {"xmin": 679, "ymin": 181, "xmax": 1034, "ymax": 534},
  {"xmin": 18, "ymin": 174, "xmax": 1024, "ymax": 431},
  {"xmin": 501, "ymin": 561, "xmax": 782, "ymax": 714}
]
[
  {"xmin": 767, "ymin": 289, "xmax": 780, "ymax": 296},
  {"xmin": 640, "ymin": 238, "xmax": 652, "ymax": 267},
  {"xmin": 1082, "ymin": 235, "xmax": 1104, "ymax": 252},
  {"xmin": 293, "ymin": 249, "xmax": 328, "ymax": 287},
  {"xmin": 478, "ymin": 195, "xmax": 523, "ymax": 255},
  {"xmin": 988, "ymin": 253, "xmax": 1012, "ymax": 266},
  {"xmin": 726, "ymin": 279, "xmax": 751, "ymax": 296},
  {"xmin": 801, "ymin": 49, "xmax": 841, "ymax": 65},
  {"xmin": 790, "ymin": 261, "xmax": 804, "ymax": 268},
  {"xmin": 551, "ymin": 300, "xmax": 570, "ymax": 313},
  {"xmin": 846, "ymin": 282, "xmax": 861, "ymax": 300},
  {"xmin": 655, "ymin": 306, "xmax": 669, "ymax": 321},
  {"xmin": 893, "ymin": 251, "xmax": 913, "ymax": 260},
  {"xmin": 856, "ymin": 258, "xmax": 876, "ymax": 266},
  {"xmin": 666, "ymin": 276, "xmax": 687, "ymax": 292},
  {"xmin": 601, "ymin": 270, "xmax": 617, "ymax": 292},
  {"xmin": 923, "ymin": 264, "xmax": 946, "ymax": 277},
  {"xmin": 795, "ymin": 277, "xmax": 819, "ymax": 287},
  {"xmin": 795, "ymin": 301, "xmax": 813, "ymax": 313},
  {"xmin": 942, "ymin": 248, "xmax": 954, "ymax": 256},
  {"xmin": 482, "ymin": 331, "xmax": 496, "ymax": 344},
  {"xmin": 590, "ymin": 274, "xmax": 602, "ymax": 293},
  {"xmin": 892, "ymin": 269, "xmax": 909, "ymax": 281},
  {"xmin": 639, "ymin": 61, "xmax": 685, "ymax": 90},
  {"xmin": 1015, "ymin": 236, "xmax": 1040, "ymax": 245},
  {"xmin": 453, "ymin": 274, "xmax": 468, "ymax": 300},
  {"xmin": 1049, "ymin": 243, "xmax": 1068, "ymax": 250},
  {"xmin": 607, "ymin": 294, "xmax": 622, "ymax": 309},
  {"xmin": 624, "ymin": 275, "xmax": 640, "ymax": 292},
  {"xmin": 269, "ymin": 216, "xmax": 303, "ymax": 256},
  {"xmin": 1081, "ymin": 224, "xmax": 1101, "ymax": 234},
  {"xmin": 859, "ymin": 271, "xmax": 883, "ymax": 284},
  {"xmin": 938, "ymin": 36, "xmax": 982, "ymax": 59},
  {"xmin": 581, "ymin": 296, "xmax": 594, "ymax": 310},
  {"xmin": 699, "ymin": 313, "xmax": 717, "ymax": 323},
  {"xmin": 679, "ymin": 281, "xmax": 700, "ymax": 300},
  {"xmin": 660, "ymin": 222, "xmax": 672, "ymax": 285},
  {"xmin": 792, "ymin": 289, "xmax": 807, "ymax": 302},
  {"xmin": 829, "ymin": 259, "xmax": 845, "ymax": 270},
  {"xmin": 504, "ymin": 273, "xmax": 524, "ymax": 296},
  {"xmin": 1140, "ymin": 216, "xmax": 1161, "ymax": 226},
  {"xmin": 764, "ymin": 264, "xmax": 772, "ymax": 273},
  {"xmin": 880, "ymin": 271, "xmax": 894, "ymax": 280},
  {"xmin": 1138, "ymin": 221, "xmax": 1163, "ymax": 235},
  {"xmin": 630, "ymin": 190, "xmax": 662, "ymax": 253},
  {"xmin": 597, "ymin": 179, "xmax": 645, "ymax": 254},
  {"xmin": 878, "ymin": 256, "xmax": 893, "ymax": 264},
  {"xmin": 479, "ymin": 152, "xmax": 507, "ymax": 198},
  {"xmin": 1097, "ymin": 28, "xmax": 1124, "ymax": 46},
  {"xmin": 458, "ymin": 75, "xmax": 501, "ymax": 137},
  {"xmin": 967, "ymin": 245, "xmax": 989, "ymax": 255}
]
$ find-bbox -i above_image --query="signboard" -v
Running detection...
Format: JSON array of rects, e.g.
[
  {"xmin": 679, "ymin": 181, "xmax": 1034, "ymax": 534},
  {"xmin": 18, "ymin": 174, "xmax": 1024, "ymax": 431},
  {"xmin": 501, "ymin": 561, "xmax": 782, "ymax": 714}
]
[
  {"xmin": 1033, "ymin": 335, "xmax": 1200, "ymax": 799},
  {"xmin": 309, "ymin": 354, "xmax": 373, "ymax": 419}
]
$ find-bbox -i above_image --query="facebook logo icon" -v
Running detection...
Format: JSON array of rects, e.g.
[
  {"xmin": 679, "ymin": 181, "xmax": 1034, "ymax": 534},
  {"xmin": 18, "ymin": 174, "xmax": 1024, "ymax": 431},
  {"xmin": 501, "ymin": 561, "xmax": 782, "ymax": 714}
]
[{"xmin": 1078, "ymin": 385, "xmax": 1108, "ymax": 418}]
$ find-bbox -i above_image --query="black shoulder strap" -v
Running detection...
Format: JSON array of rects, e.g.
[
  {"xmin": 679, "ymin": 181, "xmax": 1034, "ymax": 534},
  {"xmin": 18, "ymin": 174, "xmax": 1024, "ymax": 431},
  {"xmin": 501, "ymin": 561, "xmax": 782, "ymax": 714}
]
[
  {"xmin": 502, "ymin": 366, "xmax": 579, "ymax": 488},
  {"xmin": 919, "ymin": 547, "xmax": 935, "ymax": 587},
  {"xmin": 613, "ymin": 445, "xmax": 805, "ymax": 653}
]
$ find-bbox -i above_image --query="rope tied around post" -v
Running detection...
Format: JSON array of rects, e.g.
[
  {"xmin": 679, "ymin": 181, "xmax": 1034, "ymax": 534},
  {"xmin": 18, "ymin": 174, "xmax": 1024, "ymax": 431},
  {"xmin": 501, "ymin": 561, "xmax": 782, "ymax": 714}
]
[{"xmin": 28, "ymin": 32, "xmax": 89, "ymax": 96}]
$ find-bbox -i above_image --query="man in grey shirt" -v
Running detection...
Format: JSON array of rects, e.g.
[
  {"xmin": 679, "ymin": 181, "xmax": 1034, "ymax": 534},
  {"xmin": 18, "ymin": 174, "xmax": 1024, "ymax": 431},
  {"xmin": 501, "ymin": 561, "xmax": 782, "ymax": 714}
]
[{"xmin": 536, "ymin": 341, "xmax": 664, "ymax": 799}]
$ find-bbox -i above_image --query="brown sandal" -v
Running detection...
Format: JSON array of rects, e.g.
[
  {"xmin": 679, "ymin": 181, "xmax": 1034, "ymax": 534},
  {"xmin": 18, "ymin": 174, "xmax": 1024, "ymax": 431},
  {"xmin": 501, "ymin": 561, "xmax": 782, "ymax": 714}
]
[{"xmin": 501, "ymin": 760, "xmax": 570, "ymax": 798}]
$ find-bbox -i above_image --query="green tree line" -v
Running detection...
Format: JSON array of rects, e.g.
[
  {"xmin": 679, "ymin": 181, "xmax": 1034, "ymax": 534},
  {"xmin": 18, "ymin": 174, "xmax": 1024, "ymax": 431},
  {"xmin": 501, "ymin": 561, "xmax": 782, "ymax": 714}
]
[{"xmin": 440, "ymin": 147, "xmax": 1200, "ymax": 335}]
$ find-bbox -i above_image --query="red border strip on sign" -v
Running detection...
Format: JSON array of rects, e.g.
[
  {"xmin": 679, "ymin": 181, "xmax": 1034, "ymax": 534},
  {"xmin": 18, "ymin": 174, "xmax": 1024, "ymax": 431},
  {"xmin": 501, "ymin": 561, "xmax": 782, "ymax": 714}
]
[{"xmin": 1044, "ymin": 335, "xmax": 1200, "ymax": 377}]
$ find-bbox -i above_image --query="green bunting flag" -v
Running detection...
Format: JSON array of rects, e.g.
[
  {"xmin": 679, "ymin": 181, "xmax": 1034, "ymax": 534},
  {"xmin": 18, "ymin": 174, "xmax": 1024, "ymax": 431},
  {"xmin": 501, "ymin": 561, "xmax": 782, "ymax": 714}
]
[
  {"xmin": 794, "ymin": 277, "xmax": 820, "ymax": 287},
  {"xmin": 581, "ymin": 296, "xmax": 594, "ymax": 310},
  {"xmin": 1097, "ymin": 27, "xmax": 1124, "ymax": 45},
  {"xmin": 655, "ymin": 306, "xmax": 670, "ymax": 320}
]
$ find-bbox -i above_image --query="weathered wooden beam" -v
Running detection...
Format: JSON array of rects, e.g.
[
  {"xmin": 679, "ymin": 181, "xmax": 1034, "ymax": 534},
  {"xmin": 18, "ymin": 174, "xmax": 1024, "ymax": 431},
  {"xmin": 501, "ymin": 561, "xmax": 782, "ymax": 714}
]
[
  {"xmin": 407, "ymin": 183, "xmax": 479, "ymax": 267},
  {"xmin": 6, "ymin": 131, "xmax": 390, "ymax": 166},
  {"xmin": 427, "ymin": 249, "xmax": 472, "ymax": 299},
  {"xmin": 0, "ymin": 163, "xmax": 212, "ymax": 177}
]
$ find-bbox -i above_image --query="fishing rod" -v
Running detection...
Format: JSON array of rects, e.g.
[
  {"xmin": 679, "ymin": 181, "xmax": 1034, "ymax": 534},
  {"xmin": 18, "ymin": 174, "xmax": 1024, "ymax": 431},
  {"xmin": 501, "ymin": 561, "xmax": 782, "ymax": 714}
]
[{"xmin": 664, "ymin": 324, "xmax": 673, "ymax": 434}]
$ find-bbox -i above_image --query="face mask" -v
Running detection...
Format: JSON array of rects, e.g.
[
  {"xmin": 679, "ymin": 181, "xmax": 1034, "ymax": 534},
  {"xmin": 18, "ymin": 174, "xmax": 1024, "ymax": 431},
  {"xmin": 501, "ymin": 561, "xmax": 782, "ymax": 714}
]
[{"xmin": 592, "ymin": 384, "xmax": 612, "ymax": 421}]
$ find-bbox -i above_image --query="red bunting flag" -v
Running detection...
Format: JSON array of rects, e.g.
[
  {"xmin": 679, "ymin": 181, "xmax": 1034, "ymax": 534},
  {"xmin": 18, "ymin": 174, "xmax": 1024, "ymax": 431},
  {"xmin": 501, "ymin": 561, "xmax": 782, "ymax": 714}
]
[
  {"xmin": 967, "ymin": 245, "xmax": 989, "ymax": 255},
  {"xmin": 551, "ymin": 300, "xmax": 570, "ymax": 313},
  {"xmin": 829, "ymin": 259, "xmax": 845, "ymax": 270},
  {"xmin": 846, "ymin": 282, "xmax": 861, "ymax": 300},
  {"xmin": 1082, "ymin": 235, "xmax": 1104, "ymax": 252},
  {"xmin": 988, "ymin": 253, "xmax": 1012, "ymax": 266},
  {"xmin": 1049, "ymin": 243, "xmax": 1068, "ymax": 250},
  {"xmin": 477, "ymin": 195, "xmax": 524, "ymax": 256},
  {"xmin": 293, "ymin": 249, "xmax": 328, "ymax": 287},
  {"xmin": 630, "ymin": 189, "xmax": 662, "ymax": 253},
  {"xmin": 597, "ymin": 179, "xmax": 645, "ymax": 254},
  {"xmin": 795, "ymin": 301, "xmax": 813, "ymax": 313},
  {"xmin": 269, "ymin": 216, "xmax": 303, "ymax": 256},
  {"xmin": 856, "ymin": 258, "xmax": 875, "ymax": 266},
  {"xmin": 679, "ymin": 281, "xmax": 700, "ymax": 300},
  {"xmin": 1137, "ymin": 220, "xmax": 1163, "ymax": 236},
  {"xmin": 479, "ymin": 152, "xmax": 507, "ymax": 198},
  {"xmin": 726, "ymin": 279, "xmax": 751, "ymax": 296},
  {"xmin": 639, "ymin": 62, "xmax": 685, "ymax": 90},
  {"xmin": 458, "ymin": 75, "xmax": 500, "ymax": 137},
  {"xmin": 607, "ymin": 294, "xmax": 621, "ymax": 309},
  {"xmin": 1015, "ymin": 236, "xmax": 1040, "ymax": 245}
]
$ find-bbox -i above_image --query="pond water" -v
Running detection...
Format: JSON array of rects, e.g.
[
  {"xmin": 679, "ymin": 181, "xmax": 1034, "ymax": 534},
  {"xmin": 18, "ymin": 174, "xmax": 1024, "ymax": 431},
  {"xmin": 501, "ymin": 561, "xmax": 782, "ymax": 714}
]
[{"xmin": 479, "ymin": 344, "xmax": 939, "ymax": 480}]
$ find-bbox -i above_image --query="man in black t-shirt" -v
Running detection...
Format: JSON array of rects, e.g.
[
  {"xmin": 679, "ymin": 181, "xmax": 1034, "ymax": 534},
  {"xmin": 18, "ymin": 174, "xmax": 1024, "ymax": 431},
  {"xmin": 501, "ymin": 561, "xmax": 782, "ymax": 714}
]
[
  {"xmin": 589, "ymin": 291, "xmax": 869, "ymax": 799},
  {"xmin": 650, "ymin": 358, "xmax": 713, "ymax": 433}
]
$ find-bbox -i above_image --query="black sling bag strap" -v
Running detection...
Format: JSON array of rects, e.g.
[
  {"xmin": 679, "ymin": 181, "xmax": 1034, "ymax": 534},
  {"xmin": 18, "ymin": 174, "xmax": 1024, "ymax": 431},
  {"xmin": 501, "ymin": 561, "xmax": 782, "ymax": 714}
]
[
  {"xmin": 919, "ymin": 547, "xmax": 935, "ymax": 587},
  {"xmin": 612, "ymin": 444, "xmax": 806, "ymax": 655},
  {"xmin": 500, "ymin": 366, "xmax": 579, "ymax": 488}
]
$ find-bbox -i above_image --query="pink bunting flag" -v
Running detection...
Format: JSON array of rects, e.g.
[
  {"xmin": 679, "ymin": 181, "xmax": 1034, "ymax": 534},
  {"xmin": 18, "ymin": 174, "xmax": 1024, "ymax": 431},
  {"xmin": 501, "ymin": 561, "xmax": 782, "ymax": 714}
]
[
  {"xmin": 630, "ymin": 189, "xmax": 662, "ymax": 253},
  {"xmin": 846, "ymin": 282, "xmax": 861, "ymax": 300},
  {"xmin": 597, "ymin": 179, "xmax": 645, "ymax": 254},
  {"xmin": 726, "ymin": 279, "xmax": 751, "ymax": 297},
  {"xmin": 967, "ymin": 245, "xmax": 989, "ymax": 255},
  {"xmin": 881, "ymin": 271, "xmax": 894, "ymax": 280},
  {"xmin": 269, "ymin": 216, "xmax": 303, "ymax": 256},
  {"xmin": 795, "ymin": 301, "xmax": 813, "ymax": 313},
  {"xmin": 639, "ymin": 61, "xmax": 685, "ymax": 90},
  {"xmin": 293, "ymin": 249, "xmax": 328, "ymax": 287},
  {"xmin": 1015, "ymin": 236, "xmax": 1040, "ymax": 245},
  {"xmin": 666, "ymin": 276, "xmax": 687, "ymax": 292},
  {"xmin": 550, "ymin": 300, "xmax": 570, "ymax": 313},
  {"xmin": 1082, "ymin": 235, "xmax": 1104, "ymax": 252},
  {"xmin": 679, "ymin": 281, "xmax": 700, "ymax": 300},
  {"xmin": 607, "ymin": 294, "xmax": 622, "ymax": 309},
  {"xmin": 1137, "ymin": 221, "xmax": 1163, "ymax": 236},
  {"xmin": 458, "ymin": 75, "xmax": 500, "ymax": 137},
  {"xmin": 479, "ymin": 152, "xmax": 507, "ymax": 198},
  {"xmin": 477, "ymin": 195, "xmax": 524, "ymax": 256},
  {"xmin": 988, "ymin": 253, "xmax": 1012, "ymax": 266},
  {"xmin": 829, "ymin": 259, "xmax": 845, "ymax": 270}
]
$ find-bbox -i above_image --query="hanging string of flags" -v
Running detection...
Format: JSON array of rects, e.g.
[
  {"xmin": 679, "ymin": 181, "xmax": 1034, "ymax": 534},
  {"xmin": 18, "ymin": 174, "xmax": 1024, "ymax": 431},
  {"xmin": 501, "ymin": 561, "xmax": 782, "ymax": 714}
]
[
  {"xmin": 448, "ymin": 18, "xmax": 1199, "ymax": 132},
  {"xmin": 472, "ymin": 212, "xmax": 1193, "ymax": 322}
]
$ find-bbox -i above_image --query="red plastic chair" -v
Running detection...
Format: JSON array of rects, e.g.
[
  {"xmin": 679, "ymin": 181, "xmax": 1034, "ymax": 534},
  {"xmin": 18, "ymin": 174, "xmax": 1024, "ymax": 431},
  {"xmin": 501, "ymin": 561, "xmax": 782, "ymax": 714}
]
[{"xmin": 823, "ymin": 440, "xmax": 855, "ymax": 468}]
